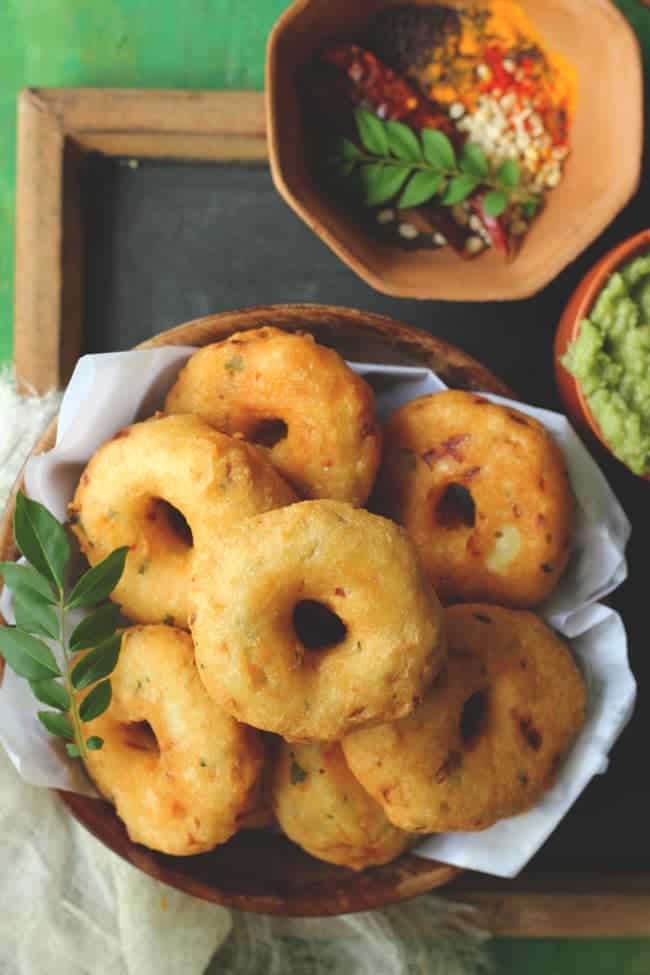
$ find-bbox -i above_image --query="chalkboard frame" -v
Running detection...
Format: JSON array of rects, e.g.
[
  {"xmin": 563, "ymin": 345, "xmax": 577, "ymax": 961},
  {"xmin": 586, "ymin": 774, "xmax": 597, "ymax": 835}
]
[{"xmin": 14, "ymin": 87, "xmax": 267, "ymax": 393}]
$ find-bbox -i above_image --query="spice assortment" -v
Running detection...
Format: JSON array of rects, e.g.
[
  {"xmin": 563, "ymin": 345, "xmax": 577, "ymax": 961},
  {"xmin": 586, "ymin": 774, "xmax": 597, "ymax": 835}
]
[{"xmin": 306, "ymin": 0, "xmax": 576, "ymax": 259}]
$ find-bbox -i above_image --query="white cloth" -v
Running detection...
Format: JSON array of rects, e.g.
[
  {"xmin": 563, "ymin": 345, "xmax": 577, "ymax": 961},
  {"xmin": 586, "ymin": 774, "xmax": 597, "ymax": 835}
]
[
  {"xmin": 0, "ymin": 366, "xmax": 60, "ymax": 505},
  {"xmin": 0, "ymin": 746, "xmax": 231, "ymax": 975},
  {"xmin": 0, "ymin": 368, "xmax": 491, "ymax": 975}
]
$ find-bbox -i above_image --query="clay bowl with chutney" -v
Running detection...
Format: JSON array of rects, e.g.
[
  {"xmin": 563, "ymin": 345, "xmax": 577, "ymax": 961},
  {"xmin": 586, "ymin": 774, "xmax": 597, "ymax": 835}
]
[
  {"xmin": 266, "ymin": 0, "xmax": 643, "ymax": 301},
  {"xmin": 555, "ymin": 228, "xmax": 650, "ymax": 479},
  {"xmin": 0, "ymin": 304, "xmax": 519, "ymax": 916}
]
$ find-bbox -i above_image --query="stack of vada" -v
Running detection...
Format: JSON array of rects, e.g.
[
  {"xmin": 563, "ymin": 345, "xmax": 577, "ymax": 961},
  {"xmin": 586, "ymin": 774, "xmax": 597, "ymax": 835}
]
[{"xmin": 69, "ymin": 327, "xmax": 585, "ymax": 868}]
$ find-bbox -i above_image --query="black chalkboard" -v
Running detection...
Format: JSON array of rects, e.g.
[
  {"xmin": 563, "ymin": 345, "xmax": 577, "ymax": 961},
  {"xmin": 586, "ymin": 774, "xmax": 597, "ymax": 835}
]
[{"xmin": 81, "ymin": 150, "xmax": 648, "ymax": 873}]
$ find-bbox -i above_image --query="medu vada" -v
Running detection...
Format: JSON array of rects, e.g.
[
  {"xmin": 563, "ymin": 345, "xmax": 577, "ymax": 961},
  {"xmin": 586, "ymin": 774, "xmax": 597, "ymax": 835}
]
[
  {"xmin": 69, "ymin": 413, "xmax": 296, "ymax": 627},
  {"xmin": 164, "ymin": 327, "xmax": 382, "ymax": 505},
  {"xmin": 377, "ymin": 390, "xmax": 574, "ymax": 607},
  {"xmin": 343, "ymin": 604, "xmax": 586, "ymax": 833},
  {"xmin": 190, "ymin": 500, "xmax": 445, "ymax": 742},
  {"xmin": 79, "ymin": 624, "xmax": 264, "ymax": 855},
  {"xmin": 272, "ymin": 741, "xmax": 409, "ymax": 870}
]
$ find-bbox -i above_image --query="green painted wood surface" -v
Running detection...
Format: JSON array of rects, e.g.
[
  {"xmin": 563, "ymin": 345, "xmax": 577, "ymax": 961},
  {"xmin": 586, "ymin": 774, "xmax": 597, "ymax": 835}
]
[
  {"xmin": 492, "ymin": 938, "xmax": 650, "ymax": 974},
  {"xmin": 0, "ymin": 0, "xmax": 289, "ymax": 366},
  {"xmin": 1, "ymin": 2, "xmax": 650, "ymax": 970}
]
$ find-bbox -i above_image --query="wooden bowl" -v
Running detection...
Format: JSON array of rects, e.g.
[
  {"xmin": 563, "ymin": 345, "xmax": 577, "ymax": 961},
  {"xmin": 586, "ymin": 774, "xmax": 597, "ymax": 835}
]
[
  {"xmin": 0, "ymin": 304, "xmax": 514, "ymax": 915},
  {"xmin": 554, "ymin": 228, "xmax": 650, "ymax": 477},
  {"xmin": 266, "ymin": 0, "xmax": 643, "ymax": 301}
]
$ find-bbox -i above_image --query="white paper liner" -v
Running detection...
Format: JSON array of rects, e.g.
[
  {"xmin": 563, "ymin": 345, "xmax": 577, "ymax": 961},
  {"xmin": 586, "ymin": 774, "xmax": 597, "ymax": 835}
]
[{"xmin": 0, "ymin": 349, "xmax": 636, "ymax": 877}]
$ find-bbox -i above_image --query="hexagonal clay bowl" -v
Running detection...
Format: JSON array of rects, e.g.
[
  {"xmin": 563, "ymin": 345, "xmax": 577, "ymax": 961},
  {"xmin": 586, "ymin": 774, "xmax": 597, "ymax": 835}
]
[{"xmin": 266, "ymin": 0, "xmax": 643, "ymax": 301}]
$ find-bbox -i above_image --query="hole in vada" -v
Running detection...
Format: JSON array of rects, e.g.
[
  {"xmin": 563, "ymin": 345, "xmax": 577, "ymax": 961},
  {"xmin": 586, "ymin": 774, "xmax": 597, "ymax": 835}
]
[
  {"xmin": 460, "ymin": 689, "xmax": 489, "ymax": 750},
  {"xmin": 436, "ymin": 483, "xmax": 476, "ymax": 529},
  {"xmin": 149, "ymin": 499, "xmax": 193, "ymax": 547},
  {"xmin": 122, "ymin": 720, "xmax": 159, "ymax": 755},
  {"xmin": 249, "ymin": 418, "xmax": 288, "ymax": 449},
  {"xmin": 293, "ymin": 600, "xmax": 347, "ymax": 650}
]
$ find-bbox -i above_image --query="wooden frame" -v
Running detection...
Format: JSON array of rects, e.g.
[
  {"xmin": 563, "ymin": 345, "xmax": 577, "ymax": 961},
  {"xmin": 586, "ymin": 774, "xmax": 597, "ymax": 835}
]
[
  {"xmin": 11, "ymin": 87, "xmax": 650, "ymax": 934},
  {"xmin": 14, "ymin": 88, "xmax": 267, "ymax": 394}
]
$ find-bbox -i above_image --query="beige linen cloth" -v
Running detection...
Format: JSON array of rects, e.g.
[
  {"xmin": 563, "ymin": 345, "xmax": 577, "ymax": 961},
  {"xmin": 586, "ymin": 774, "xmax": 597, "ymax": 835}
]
[{"xmin": 0, "ymin": 369, "xmax": 490, "ymax": 975}]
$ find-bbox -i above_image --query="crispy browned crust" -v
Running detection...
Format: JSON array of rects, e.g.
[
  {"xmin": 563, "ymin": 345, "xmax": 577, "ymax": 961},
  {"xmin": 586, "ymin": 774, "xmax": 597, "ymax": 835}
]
[
  {"xmin": 343, "ymin": 604, "xmax": 586, "ymax": 833},
  {"xmin": 376, "ymin": 390, "xmax": 574, "ymax": 607}
]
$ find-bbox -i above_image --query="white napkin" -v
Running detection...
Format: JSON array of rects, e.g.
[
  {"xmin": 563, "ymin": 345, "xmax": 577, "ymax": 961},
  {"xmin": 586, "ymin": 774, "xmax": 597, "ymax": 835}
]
[{"xmin": 0, "ymin": 350, "xmax": 636, "ymax": 879}]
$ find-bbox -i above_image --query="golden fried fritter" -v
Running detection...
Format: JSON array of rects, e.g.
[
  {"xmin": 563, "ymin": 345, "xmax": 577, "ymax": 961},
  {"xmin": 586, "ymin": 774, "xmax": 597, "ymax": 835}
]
[
  {"xmin": 80, "ymin": 625, "xmax": 264, "ymax": 855},
  {"xmin": 377, "ymin": 390, "xmax": 573, "ymax": 607},
  {"xmin": 343, "ymin": 604, "xmax": 586, "ymax": 832},
  {"xmin": 165, "ymin": 328, "xmax": 382, "ymax": 505},
  {"xmin": 191, "ymin": 500, "xmax": 445, "ymax": 742},
  {"xmin": 273, "ymin": 741, "xmax": 409, "ymax": 870},
  {"xmin": 69, "ymin": 414, "xmax": 296, "ymax": 627}
]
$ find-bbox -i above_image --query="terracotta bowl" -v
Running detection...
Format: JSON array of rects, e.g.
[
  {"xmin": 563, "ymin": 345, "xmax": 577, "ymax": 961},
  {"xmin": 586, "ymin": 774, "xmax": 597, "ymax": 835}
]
[
  {"xmin": 0, "ymin": 304, "xmax": 515, "ymax": 915},
  {"xmin": 554, "ymin": 228, "xmax": 650, "ymax": 477},
  {"xmin": 266, "ymin": 0, "xmax": 643, "ymax": 301}
]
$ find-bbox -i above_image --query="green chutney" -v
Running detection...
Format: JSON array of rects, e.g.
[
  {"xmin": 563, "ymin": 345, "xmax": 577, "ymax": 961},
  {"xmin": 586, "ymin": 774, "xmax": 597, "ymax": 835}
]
[{"xmin": 562, "ymin": 251, "xmax": 650, "ymax": 475}]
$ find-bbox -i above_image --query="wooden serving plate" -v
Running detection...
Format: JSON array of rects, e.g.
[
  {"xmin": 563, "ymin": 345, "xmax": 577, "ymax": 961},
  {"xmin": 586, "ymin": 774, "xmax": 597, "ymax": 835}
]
[{"xmin": 0, "ymin": 304, "xmax": 514, "ymax": 916}]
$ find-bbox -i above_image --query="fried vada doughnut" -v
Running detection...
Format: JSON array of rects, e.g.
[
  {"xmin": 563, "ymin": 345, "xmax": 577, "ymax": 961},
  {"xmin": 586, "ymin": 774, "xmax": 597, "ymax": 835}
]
[
  {"xmin": 164, "ymin": 327, "xmax": 382, "ymax": 505},
  {"xmin": 69, "ymin": 413, "xmax": 296, "ymax": 627},
  {"xmin": 191, "ymin": 500, "xmax": 445, "ymax": 742},
  {"xmin": 343, "ymin": 604, "xmax": 586, "ymax": 833},
  {"xmin": 272, "ymin": 741, "xmax": 409, "ymax": 870},
  {"xmin": 377, "ymin": 390, "xmax": 573, "ymax": 607},
  {"xmin": 80, "ymin": 624, "xmax": 264, "ymax": 855}
]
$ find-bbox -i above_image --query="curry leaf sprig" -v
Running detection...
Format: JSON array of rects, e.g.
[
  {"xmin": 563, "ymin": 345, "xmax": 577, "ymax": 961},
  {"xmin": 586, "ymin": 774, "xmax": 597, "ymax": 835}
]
[
  {"xmin": 0, "ymin": 492, "xmax": 128, "ymax": 759},
  {"xmin": 330, "ymin": 108, "xmax": 541, "ymax": 218}
]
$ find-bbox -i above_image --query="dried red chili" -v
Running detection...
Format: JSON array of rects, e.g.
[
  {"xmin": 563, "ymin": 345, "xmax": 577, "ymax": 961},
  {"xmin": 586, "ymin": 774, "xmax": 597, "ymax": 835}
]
[
  {"xmin": 470, "ymin": 194, "xmax": 508, "ymax": 254},
  {"xmin": 320, "ymin": 43, "xmax": 455, "ymax": 137}
]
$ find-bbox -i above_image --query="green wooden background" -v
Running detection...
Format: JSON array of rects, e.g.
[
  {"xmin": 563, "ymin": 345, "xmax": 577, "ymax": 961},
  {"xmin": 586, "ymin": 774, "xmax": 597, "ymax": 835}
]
[{"xmin": 2, "ymin": 1, "xmax": 650, "ymax": 970}]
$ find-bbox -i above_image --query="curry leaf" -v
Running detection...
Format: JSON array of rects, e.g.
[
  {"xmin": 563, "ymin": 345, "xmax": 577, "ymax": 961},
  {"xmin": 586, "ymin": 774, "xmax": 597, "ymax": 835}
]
[
  {"xmin": 30, "ymin": 679, "xmax": 70, "ymax": 712},
  {"xmin": 328, "ymin": 114, "xmax": 540, "ymax": 221},
  {"xmin": 482, "ymin": 189, "xmax": 508, "ymax": 217},
  {"xmin": 421, "ymin": 129, "xmax": 456, "ymax": 170},
  {"xmin": 398, "ymin": 170, "xmax": 444, "ymax": 209},
  {"xmin": 13, "ymin": 492, "xmax": 69, "ymax": 590},
  {"xmin": 441, "ymin": 174, "xmax": 478, "ymax": 206},
  {"xmin": 13, "ymin": 589, "xmax": 59, "ymax": 639},
  {"xmin": 38, "ymin": 710, "xmax": 73, "ymax": 739},
  {"xmin": 360, "ymin": 164, "xmax": 410, "ymax": 206},
  {"xmin": 355, "ymin": 108, "xmax": 389, "ymax": 155},
  {"xmin": 0, "ymin": 562, "xmax": 56, "ymax": 602},
  {"xmin": 79, "ymin": 680, "xmax": 112, "ymax": 722},
  {"xmin": 336, "ymin": 137, "xmax": 362, "ymax": 161},
  {"xmin": 69, "ymin": 603, "xmax": 120, "ymax": 652},
  {"xmin": 460, "ymin": 143, "xmax": 489, "ymax": 179},
  {"xmin": 71, "ymin": 635, "xmax": 121, "ymax": 691},
  {"xmin": 385, "ymin": 120, "xmax": 423, "ymax": 161},
  {"xmin": 66, "ymin": 547, "xmax": 128, "ymax": 609},
  {"xmin": 522, "ymin": 197, "xmax": 540, "ymax": 218},
  {"xmin": 3, "ymin": 494, "xmax": 125, "ymax": 761},
  {"xmin": 496, "ymin": 159, "xmax": 520, "ymax": 188},
  {"xmin": 0, "ymin": 628, "xmax": 60, "ymax": 680}
]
